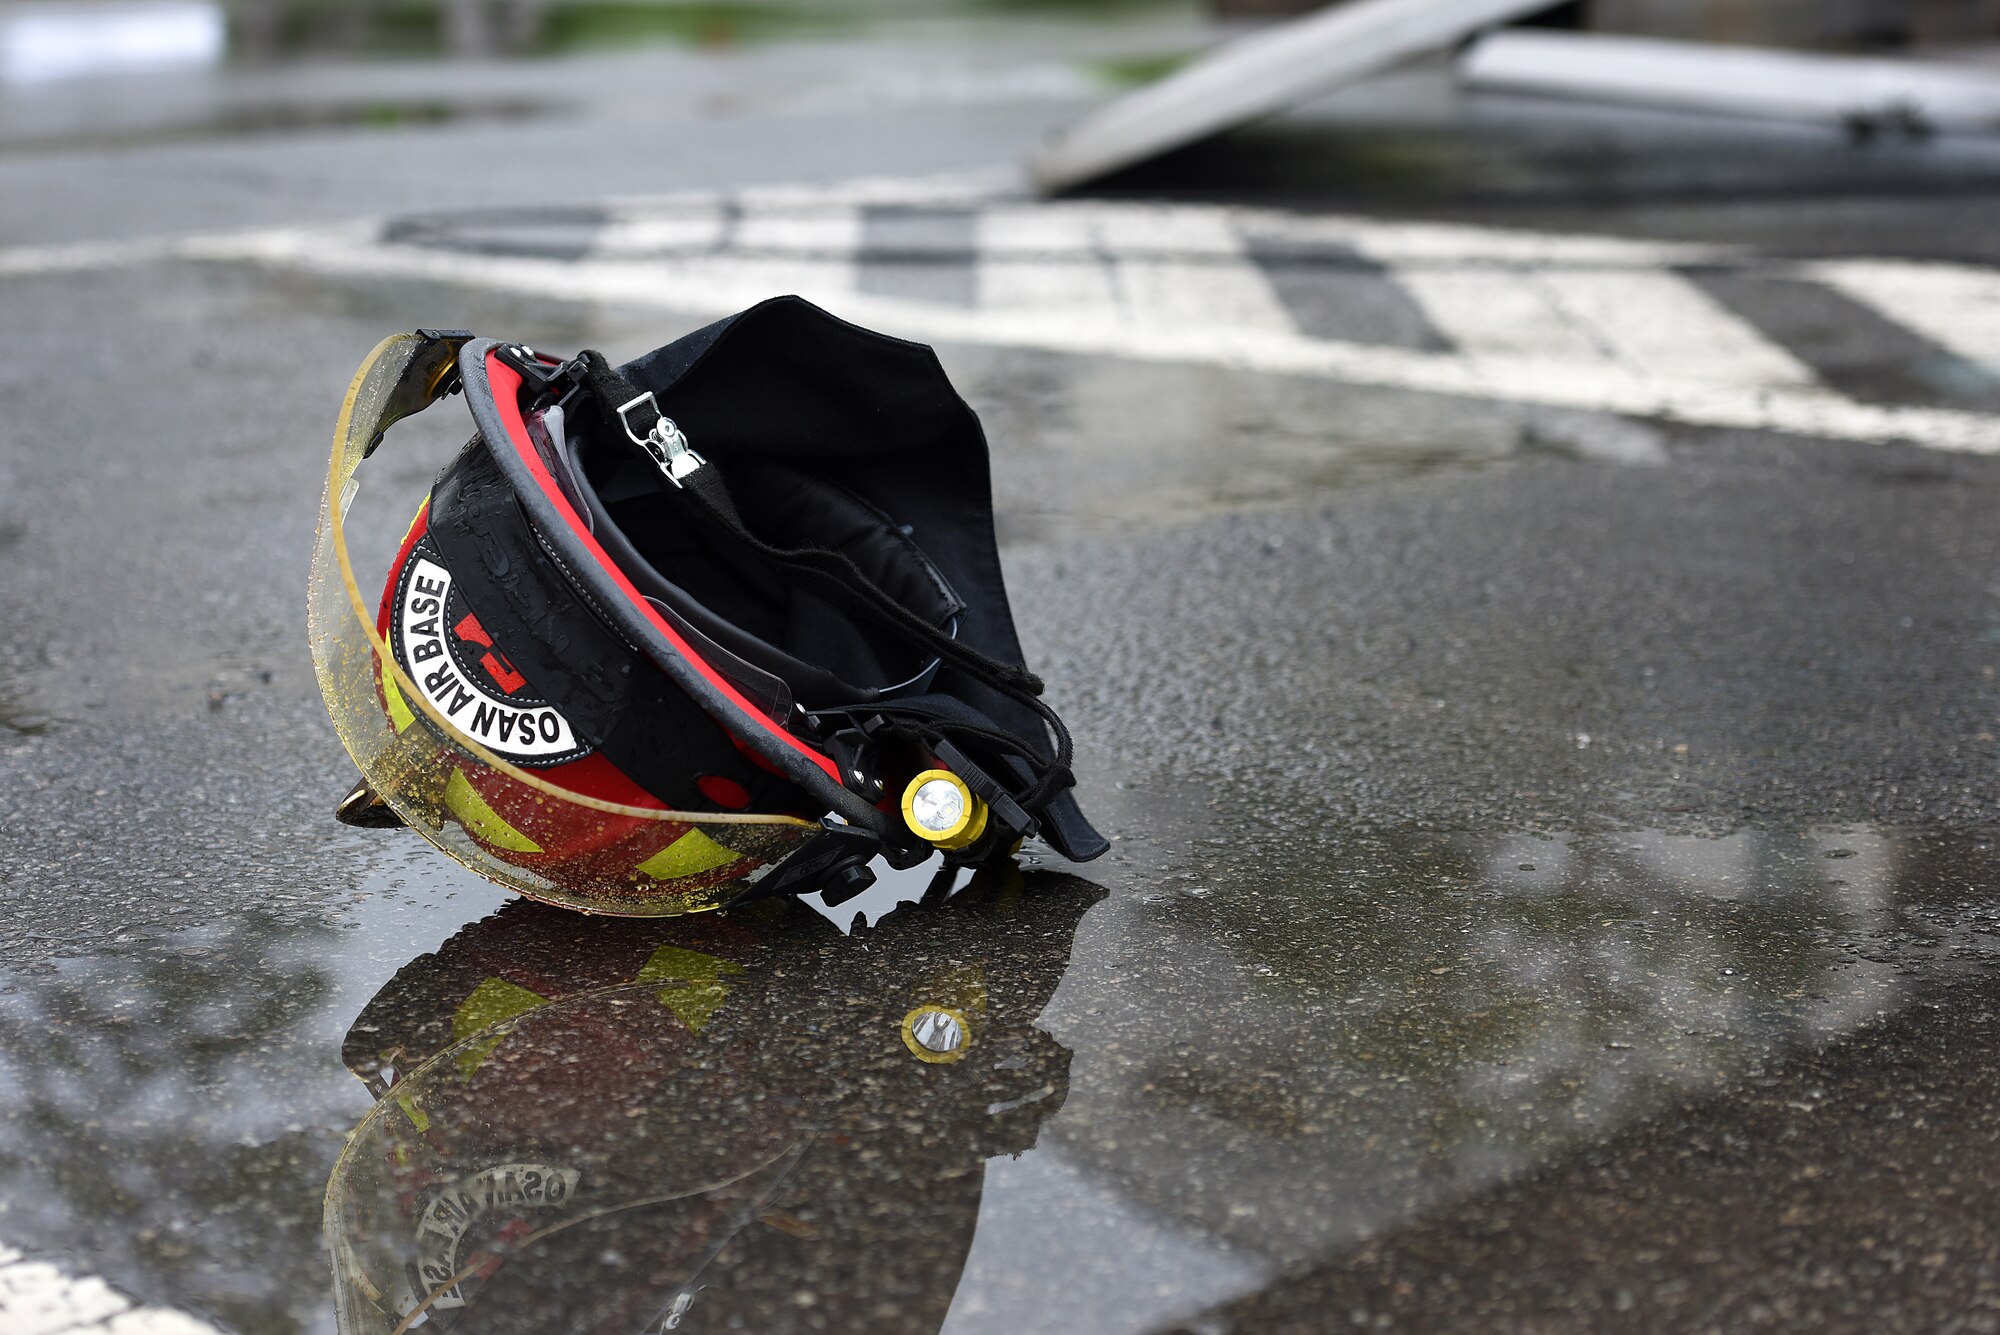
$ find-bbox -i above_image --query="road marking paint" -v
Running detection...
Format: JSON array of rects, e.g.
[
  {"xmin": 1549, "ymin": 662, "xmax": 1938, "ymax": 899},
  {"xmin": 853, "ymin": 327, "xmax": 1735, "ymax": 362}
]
[
  {"xmin": 0, "ymin": 1245, "xmax": 222, "ymax": 1335},
  {"xmin": 857, "ymin": 203, "xmax": 979, "ymax": 306},
  {"xmin": 1536, "ymin": 267, "xmax": 1819, "ymax": 389},
  {"xmin": 1392, "ymin": 265, "xmax": 1624, "ymax": 369},
  {"xmin": 592, "ymin": 204, "xmax": 727, "ymax": 258},
  {"xmin": 1, "ymin": 179, "xmax": 1997, "ymax": 455},
  {"xmin": 0, "ymin": 234, "xmax": 204, "ymax": 276},
  {"xmin": 1378, "ymin": 258, "xmax": 1812, "ymax": 391},
  {"xmin": 1690, "ymin": 268, "xmax": 2000, "ymax": 410},
  {"xmin": 0, "ymin": 224, "xmax": 369, "ymax": 276},
  {"xmin": 1810, "ymin": 259, "xmax": 2000, "ymax": 372},
  {"xmin": 976, "ymin": 205, "xmax": 1121, "ymax": 317},
  {"xmin": 1254, "ymin": 209, "xmax": 1725, "ymax": 266},
  {"xmin": 240, "ymin": 232, "xmax": 1998, "ymax": 452},
  {"xmin": 722, "ymin": 201, "xmax": 863, "ymax": 307},
  {"xmin": 1096, "ymin": 207, "xmax": 1295, "ymax": 335}
]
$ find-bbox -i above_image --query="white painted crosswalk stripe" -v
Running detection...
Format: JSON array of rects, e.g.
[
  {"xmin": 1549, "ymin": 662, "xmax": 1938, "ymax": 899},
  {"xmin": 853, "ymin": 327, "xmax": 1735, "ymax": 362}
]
[
  {"xmin": 2, "ymin": 175, "xmax": 1998, "ymax": 455},
  {"xmin": 0, "ymin": 1245, "xmax": 221, "ymax": 1335},
  {"xmin": 1096, "ymin": 207, "xmax": 1295, "ymax": 336},
  {"xmin": 1536, "ymin": 267, "xmax": 1819, "ymax": 389},
  {"xmin": 976, "ymin": 205, "xmax": 1121, "ymax": 319},
  {"xmin": 973, "ymin": 203, "xmax": 1295, "ymax": 335},
  {"xmin": 1249, "ymin": 208, "xmax": 1717, "ymax": 267},
  {"xmin": 1392, "ymin": 265, "xmax": 1621, "ymax": 369},
  {"xmin": 1809, "ymin": 259, "xmax": 2000, "ymax": 373},
  {"xmin": 592, "ymin": 204, "xmax": 727, "ymax": 258},
  {"xmin": 721, "ymin": 201, "xmax": 863, "ymax": 308}
]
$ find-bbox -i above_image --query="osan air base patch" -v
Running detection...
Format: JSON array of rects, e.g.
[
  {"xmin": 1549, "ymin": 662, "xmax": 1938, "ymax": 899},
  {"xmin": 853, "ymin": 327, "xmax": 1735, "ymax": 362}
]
[{"xmin": 388, "ymin": 536, "xmax": 589, "ymax": 767}]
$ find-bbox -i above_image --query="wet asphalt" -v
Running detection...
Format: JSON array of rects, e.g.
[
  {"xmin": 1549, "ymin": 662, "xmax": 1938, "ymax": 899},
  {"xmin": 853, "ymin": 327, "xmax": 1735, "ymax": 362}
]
[{"xmin": 4, "ymin": 15, "xmax": 2000, "ymax": 1335}]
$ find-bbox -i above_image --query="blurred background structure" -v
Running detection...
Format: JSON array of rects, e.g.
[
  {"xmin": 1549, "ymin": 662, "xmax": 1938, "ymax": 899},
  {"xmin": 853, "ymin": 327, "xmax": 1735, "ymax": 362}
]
[
  {"xmin": 231, "ymin": 1, "xmax": 557, "ymax": 60},
  {"xmin": 4, "ymin": 0, "xmax": 1996, "ymax": 71},
  {"xmin": 1215, "ymin": 0, "xmax": 2000, "ymax": 46}
]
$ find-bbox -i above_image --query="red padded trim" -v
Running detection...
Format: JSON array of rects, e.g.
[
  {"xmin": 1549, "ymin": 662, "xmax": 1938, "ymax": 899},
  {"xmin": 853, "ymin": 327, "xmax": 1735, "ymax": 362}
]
[{"xmin": 695, "ymin": 774, "xmax": 752, "ymax": 810}]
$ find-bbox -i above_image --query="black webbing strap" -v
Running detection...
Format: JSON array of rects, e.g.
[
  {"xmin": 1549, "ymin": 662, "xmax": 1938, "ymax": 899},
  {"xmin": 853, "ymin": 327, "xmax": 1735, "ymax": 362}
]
[{"xmin": 571, "ymin": 350, "xmax": 1076, "ymax": 815}]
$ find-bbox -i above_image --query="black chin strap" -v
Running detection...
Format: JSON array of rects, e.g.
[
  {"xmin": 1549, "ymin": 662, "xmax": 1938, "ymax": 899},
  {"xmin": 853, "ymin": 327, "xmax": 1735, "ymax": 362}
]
[{"xmin": 571, "ymin": 350, "xmax": 1076, "ymax": 819}]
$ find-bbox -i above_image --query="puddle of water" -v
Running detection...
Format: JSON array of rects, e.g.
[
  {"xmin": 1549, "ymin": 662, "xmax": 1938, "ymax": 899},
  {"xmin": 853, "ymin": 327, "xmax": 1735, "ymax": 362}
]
[
  {"xmin": 326, "ymin": 868, "xmax": 1100, "ymax": 1333},
  {"xmin": 0, "ymin": 844, "xmax": 511, "ymax": 1335},
  {"xmin": 317, "ymin": 820, "xmax": 2000, "ymax": 1334},
  {"xmin": 1039, "ymin": 816, "xmax": 1998, "ymax": 1279},
  {"xmin": 0, "ymin": 821, "xmax": 1988, "ymax": 1334}
]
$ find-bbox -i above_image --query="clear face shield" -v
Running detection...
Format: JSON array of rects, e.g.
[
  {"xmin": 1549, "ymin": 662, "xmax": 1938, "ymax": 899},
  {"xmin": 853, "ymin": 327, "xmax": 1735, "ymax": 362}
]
[{"xmin": 308, "ymin": 333, "xmax": 816, "ymax": 916}]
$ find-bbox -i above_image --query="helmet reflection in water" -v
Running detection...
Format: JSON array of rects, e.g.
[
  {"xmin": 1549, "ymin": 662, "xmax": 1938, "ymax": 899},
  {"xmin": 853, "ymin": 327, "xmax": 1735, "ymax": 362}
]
[{"xmin": 325, "ymin": 871, "xmax": 1103, "ymax": 1333}]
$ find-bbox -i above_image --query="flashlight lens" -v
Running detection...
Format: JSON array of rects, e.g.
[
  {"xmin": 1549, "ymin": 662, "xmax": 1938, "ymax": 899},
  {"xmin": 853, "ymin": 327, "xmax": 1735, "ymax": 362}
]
[
  {"xmin": 910, "ymin": 1009, "xmax": 964, "ymax": 1054},
  {"xmin": 911, "ymin": 778, "xmax": 965, "ymax": 833}
]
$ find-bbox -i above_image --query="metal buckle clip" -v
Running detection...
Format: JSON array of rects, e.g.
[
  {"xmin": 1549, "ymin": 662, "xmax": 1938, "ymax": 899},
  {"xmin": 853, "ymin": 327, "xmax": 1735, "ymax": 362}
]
[{"xmin": 616, "ymin": 392, "xmax": 706, "ymax": 488}]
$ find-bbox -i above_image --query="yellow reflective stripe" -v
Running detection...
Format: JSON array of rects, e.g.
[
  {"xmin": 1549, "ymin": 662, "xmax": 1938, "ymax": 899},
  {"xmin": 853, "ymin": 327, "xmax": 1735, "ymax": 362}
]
[
  {"xmin": 636, "ymin": 944, "xmax": 744, "ymax": 985},
  {"xmin": 382, "ymin": 669, "xmax": 416, "ymax": 734},
  {"xmin": 443, "ymin": 768, "xmax": 542, "ymax": 853},
  {"xmin": 635, "ymin": 828, "xmax": 737, "ymax": 882},
  {"xmin": 657, "ymin": 982, "xmax": 730, "ymax": 1033},
  {"xmin": 452, "ymin": 976, "xmax": 550, "ymax": 1044},
  {"xmin": 451, "ymin": 975, "xmax": 550, "ymax": 1079},
  {"xmin": 395, "ymin": 1090, "xmax": 430, "ymax": 1132},
  {"xmin": 636, "ymin": 945, "xmax": 743, "ymax": 1034}
]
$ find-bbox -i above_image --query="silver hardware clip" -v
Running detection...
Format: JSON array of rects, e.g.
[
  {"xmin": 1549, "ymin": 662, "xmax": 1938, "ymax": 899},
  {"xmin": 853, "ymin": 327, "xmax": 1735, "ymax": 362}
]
[{"xmin": 616, "ymin": 392, "xmax": 706, "ymax": 488}]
